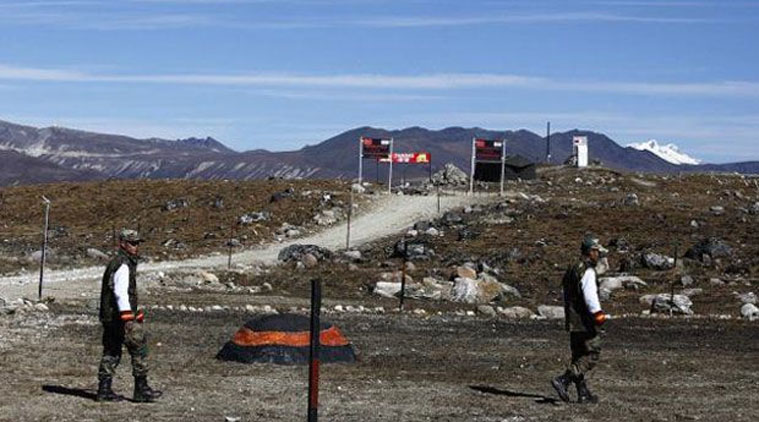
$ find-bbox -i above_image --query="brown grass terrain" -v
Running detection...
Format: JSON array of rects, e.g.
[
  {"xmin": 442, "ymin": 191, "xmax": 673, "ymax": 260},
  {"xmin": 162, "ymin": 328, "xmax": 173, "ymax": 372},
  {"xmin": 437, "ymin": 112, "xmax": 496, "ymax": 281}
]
[{"xmin": 0, "ymin": 178, "xmax": 353, "ymax": 273}]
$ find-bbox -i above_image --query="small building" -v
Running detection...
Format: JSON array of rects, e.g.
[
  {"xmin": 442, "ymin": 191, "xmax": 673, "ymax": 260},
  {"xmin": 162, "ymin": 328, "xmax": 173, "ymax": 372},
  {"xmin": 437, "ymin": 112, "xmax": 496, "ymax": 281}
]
[{"xmin": 473, "ymin": 154, "xmax": 536, "ymax": 182}]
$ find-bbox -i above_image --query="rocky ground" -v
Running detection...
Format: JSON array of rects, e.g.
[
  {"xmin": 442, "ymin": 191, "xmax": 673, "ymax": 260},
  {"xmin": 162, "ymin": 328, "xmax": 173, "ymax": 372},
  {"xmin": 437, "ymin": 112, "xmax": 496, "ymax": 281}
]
[{"xmin": 1, "ymin": 165, "xmax": 758, "ymax": 421}]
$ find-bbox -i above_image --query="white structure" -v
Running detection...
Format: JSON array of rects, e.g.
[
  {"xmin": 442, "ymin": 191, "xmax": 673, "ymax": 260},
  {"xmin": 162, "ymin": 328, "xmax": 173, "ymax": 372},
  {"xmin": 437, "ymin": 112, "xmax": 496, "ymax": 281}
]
[{"xmin": 572, "ymin": 136, "xmax": 588, "ymax": 168}]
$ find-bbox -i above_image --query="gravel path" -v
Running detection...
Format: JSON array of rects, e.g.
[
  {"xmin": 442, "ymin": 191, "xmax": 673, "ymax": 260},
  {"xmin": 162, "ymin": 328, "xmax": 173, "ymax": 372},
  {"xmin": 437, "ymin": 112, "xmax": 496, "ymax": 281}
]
[{"xmin": 0, "ymin": 192, "xmax": 476, "ymax": 301}]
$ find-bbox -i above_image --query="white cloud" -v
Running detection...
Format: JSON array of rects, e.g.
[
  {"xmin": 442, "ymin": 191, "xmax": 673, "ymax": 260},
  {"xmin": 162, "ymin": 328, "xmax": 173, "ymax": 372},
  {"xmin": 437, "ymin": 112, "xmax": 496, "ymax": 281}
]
[{"xmin": 2, "ymin": 64, "xmax": 759, "ymax": 98}]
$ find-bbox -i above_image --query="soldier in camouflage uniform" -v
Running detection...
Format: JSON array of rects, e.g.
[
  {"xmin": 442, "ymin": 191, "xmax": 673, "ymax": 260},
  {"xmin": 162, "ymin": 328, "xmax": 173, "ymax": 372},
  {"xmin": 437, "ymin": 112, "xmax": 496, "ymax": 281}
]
[
  {"xmin": 96, "ymin": 229, "xmax": 162, "ymax": 403},
  {"xmin": 551, "ymin": 234, "xmax": 608, "ymax": 404}
]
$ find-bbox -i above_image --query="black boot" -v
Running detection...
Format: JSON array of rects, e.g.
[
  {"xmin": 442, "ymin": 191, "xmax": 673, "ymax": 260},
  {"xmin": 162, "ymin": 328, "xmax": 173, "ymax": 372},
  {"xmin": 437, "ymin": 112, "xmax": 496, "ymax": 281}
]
[
  {"xmin": 133, "ymin": 376, "xmax": 163, "ymax": 403},
  {"xmin": 575, "ymin": 376, "xmax": 598, "ymax": 404},
  {"xmin": 551, "ymin": 371, "xmax": 573, "ymax": 402},
  {"xmin": 96, "ymin": 377, "xmax": 122, "ymax": 402}
]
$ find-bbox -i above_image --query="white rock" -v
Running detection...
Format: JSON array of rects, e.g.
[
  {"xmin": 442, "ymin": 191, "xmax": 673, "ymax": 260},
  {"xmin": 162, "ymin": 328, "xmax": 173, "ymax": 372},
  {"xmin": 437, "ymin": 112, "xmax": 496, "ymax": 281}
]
[
  {"xmin": 200, "ymin": 271, "xmax": 219, "ymax": 284},
  {"xmin": 343, "ymin": 250, "xmax": 362, "ymax": 261},
  {"xmin": 740, "ymin": 303, "xmax": 759, "ymax": 321},
  {"xmin": 499, "ymin": 306, "xmax": 535, "ymax": 319},
  {"xmin": 425, "ymin": 227, "xmax": 440, "ymax": 236},
  {"xmin": 374, "ymin": 282, "xmax": 402, "ymax": 298},
  {"xmin": 33, "ymin": 303, "xmax": 49, "ymax": 312},
  {"xmin": 537, "ymin": 305, "xmax": 565, "ymax": 320},
  {"xmin": 477, "ymin": 305, "xmax": 496, "ymax": 317}
]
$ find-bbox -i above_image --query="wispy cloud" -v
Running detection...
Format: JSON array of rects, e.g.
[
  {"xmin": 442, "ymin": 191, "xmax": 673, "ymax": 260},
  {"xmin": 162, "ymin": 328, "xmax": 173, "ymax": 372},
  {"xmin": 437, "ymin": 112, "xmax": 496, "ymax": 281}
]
[{"xmin": 2, "ymin": 64, "xmax": 758, "ymax": 98}]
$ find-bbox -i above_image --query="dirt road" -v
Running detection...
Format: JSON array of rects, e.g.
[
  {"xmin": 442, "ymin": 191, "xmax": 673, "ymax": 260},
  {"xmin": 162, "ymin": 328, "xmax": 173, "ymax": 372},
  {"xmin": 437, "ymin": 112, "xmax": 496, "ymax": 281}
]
[{"xmin": 0, "ymin": 192, "xmax": 474, "ymax": 301}]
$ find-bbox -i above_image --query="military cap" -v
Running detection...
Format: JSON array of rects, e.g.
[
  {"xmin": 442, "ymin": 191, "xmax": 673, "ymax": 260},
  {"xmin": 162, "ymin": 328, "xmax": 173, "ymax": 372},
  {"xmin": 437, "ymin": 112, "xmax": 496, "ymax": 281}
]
[
  {"xmin": 581, "ymin": 234, "xmax": 608, "ymax": 254},
  {"xmin": 119, "ymin": 229, "xmax": 143, "ymax": 243}
]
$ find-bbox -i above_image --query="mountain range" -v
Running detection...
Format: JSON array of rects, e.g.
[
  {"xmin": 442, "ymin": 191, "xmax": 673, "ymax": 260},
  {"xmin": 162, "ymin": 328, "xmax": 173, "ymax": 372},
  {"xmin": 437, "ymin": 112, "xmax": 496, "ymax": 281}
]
[
  {"xmin": 1, "ymin": 119, "xmax": 757, "ymax": 186},
  {"xmin": 627, "ymin": 139, "xmax": 701, "ymax": 165}
]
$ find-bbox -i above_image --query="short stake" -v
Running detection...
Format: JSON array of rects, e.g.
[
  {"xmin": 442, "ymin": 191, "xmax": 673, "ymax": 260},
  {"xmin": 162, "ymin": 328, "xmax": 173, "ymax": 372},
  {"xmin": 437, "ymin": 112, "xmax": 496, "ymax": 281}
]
[
  {"xmin": 38, "ymin": 196, "xmax": 51, "ymax": 300},
  {"xmin": 308, "ymin": 278, "xmax": 322, "ymax": 422}
]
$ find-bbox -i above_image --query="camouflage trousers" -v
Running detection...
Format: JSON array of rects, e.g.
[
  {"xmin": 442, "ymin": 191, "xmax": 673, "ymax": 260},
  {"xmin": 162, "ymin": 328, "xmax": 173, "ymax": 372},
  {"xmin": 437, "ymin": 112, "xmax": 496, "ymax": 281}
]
[
  {"xmin": 98, "ymin": 321, "xmax": 149, "ymax": 380},
  {"xmin": 567, "ymin": 331, "xmax": 602, "ymax": 378}
]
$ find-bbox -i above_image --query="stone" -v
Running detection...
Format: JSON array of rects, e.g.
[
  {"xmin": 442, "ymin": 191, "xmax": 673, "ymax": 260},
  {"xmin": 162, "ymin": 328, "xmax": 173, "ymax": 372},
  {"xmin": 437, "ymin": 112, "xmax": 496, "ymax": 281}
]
[
  {"xmin": 425, "ymin": 227, "xmax": 440, "ymax": 236},
  {"xmin": 690, "ymin": 220, "xmax": 700, "ymax": 228},
  {"xmin": 404, "ymin": 261, "xmax": 416, "ymax": 272},
  {"xmin": 86, "ymin": 248, "xmax": 109, "ymax": 260},
  {"xmin": 685, "ymin": 238, "xmax": 733, "ymax": 262},
  {"xmin": 680, "ymin": 288, "xmax": 703, "ymax": 297},
  {"xmin": 351, "ymin": 183, "xmax": 366, "ymax": 194},
  {"xmin": 430, "ymin": 163, "xmax": 468, "ymax": 186},
  {"xmin": 749, "ymin": 202, "xmax": 759, "ymax": 215},
  {"xmin": 623, "ymin": 193, "xmax": 640, "ymax": 206},
  {"xmin": 394, "ymin": 240, "xmax": 435, "ymax": 261},
  {"xmin": 406, "ymin": 229, "xmax": 419, "ymax": 238},
  {"xmin": 238, "ymin": 211, "xmax": 269, "ymax": 225},
  {"xmin": 456, "ymin": 266, "xmax": 477, "ymax": 280},
  {"xmin": 641, "ymin": 294, "xmax": 693, "ymax": 315},
  {"xmin": 709, "ymin": 278, "xmax": 725, "ymax": 286},
  {"xmin": 33, "ymin": 303, "xmax": 49, "ymax": 312},
  {"xmin": 599, "ymin": 275, "xmax": 647, "ymax": 293},
  {"xmin": 499, "ymin": 306, "xmax": 535, "ymax": 319},
  {"xmin": 477, "ymin": 305, "xmax": 497, "ymax": 318},
  {"xmin": 740, "ymin": 303, "xmax": 759, "ymax": 321},
  {"xmin": 735, "ymin": 292, "xmax": 757, "ymax": 305},
  {"xmin": 443, "ymin": 211, "xmax": 463, "ymax": 224},
  {"xmin": 710, "ymin": 205, "xmax": 725, "ymax": 216},
  {"xmin": 343, "ymin": 250, "xmax": 362, "ymax": 261},
  {"xmin": 595, "ymin": 257, "xmax": 610, "ymax": 276},
  {"xmin": 302, "ymin": 253, "xmax": 318, "ymax": 268},
  {"xmin": 537, "ymin": 305, "xmax": 564, "ymax": 320},
  {"xmin": 200, "ymin": 271, "xmax": 219, "ymax": 284},
  {"xmin": 374, "ymin": 282, "xmax": 402, "ymax": 298},
  {"xmin": 413, "ymin": 221, "xmax": 432, "ymax": 231},
  {"xmin": 680, "ymin": 275, "xmax": 694, "ymax": 286},
  {"xmin": 451, "ymin": 277, "xmax": 479, "ymax": 304},
  {"xmin": 641, "ymin": 252, "xmax": 675, "ymax": 270},
  {"xmin": 285, "ymin": 229, "xmax": 301, "ymax": 238},
  {"xmin": 278, "ymin": 244, "xmax": 333, "ymax": 262}
]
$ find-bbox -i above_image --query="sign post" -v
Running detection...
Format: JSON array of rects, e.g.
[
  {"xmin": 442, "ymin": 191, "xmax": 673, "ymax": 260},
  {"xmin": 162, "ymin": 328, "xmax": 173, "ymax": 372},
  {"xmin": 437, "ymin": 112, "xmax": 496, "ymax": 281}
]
[
  {"xmin": 469, "ymin": 138, "xmax": 476, "ymax": 195},
  {"xmin": 500, "ymin": 140, "xmax": 506, "ymax": 196},
  {"xmin": 573, "ymin": 136, "xmax": 588, "ymax": 168},
  {"xmin": 307, "ymin": 278, "xmax": 322, "ymax": 422},
  {"xmin": 357, "ymin": 137, "xmax": 364, "ymax": 185},
  {"xmin": 38, "ymin": 196, "xmax": 51, "ymax": 300},
  {"xmin": 546, "ymin": 121, "xmax": 551, "ymax": 163},
  {"xmin": 346, "ymin": 189, "xmax": 353, "ymax": 249},
  {"xmin": 388, "ymin": 138, "xmax": 394, "ymax": 194}
]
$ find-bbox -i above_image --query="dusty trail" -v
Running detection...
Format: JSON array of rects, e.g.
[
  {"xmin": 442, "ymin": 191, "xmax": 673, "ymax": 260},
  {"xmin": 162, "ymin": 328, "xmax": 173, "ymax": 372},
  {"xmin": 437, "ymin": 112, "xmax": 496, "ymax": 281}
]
[{"xmin": 0, "ymin": 192, "xmax": 476, "ymax": 301}]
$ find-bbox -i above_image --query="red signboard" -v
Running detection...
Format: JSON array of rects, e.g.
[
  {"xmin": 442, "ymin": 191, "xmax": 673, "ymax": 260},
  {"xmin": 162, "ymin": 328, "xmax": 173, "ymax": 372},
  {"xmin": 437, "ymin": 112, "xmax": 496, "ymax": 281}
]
[
  {"xmin": 475, "ymin": 138, "xmax": 503, "ymax": 162},
  {"xmin": 380, "ymin": 152, "xmax": 431, "ymax": 164},
  {"xmin": 361, "ymin": 137, "xmax": 391, "ymax": 159}
]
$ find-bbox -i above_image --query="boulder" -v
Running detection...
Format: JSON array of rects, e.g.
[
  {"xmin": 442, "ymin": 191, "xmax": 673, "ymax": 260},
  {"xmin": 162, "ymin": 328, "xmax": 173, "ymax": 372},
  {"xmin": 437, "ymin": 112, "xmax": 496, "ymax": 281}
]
[
  {"xmin": 425, "ymin": 227, "xmax": 440, "ymax": 236},
  {"xmin": 342, "ymin": 250, "xmax": 362, "ymax": 261},
  {"xmin": 374, "ymin": 282, "xmax": 402, "ymax": 298},
  {"xmin": 393, "ymin": 240, "xmax": 435, "ymax": 261},
  {"xmin": 595, "ymin": 257, "xmax": 610, "ymax": 276},
  {"xmin": 641, "ymin": 252, "xmax": 675, "ymax": 270},
  {"xmin": 735, "ymin": 292, "xmax": 757, "ymax": 305},
  {"xmin": 476, "ymin": 305, "xmax": 497, "ymax": 318},
  {"xmin": 443, "ymin": 211, "xmax": 463, "ymax": 224},
  {"xmin": 623, "ymin": 193, "xmax": 640, "ymax": 206},
  {"xmin": 740, "ymin": 303, "xmax": 759, "ymax": 321},
  {"xmin": 499, "ymin": 306, "xmax": 535, "ymax": 319},
  {"xmin": 685, "ymin": 238, "xmax": 733, "ymax": 262},
  {"xmin": 200, "ymin": 271, "xmax": 219, "ymax": 284},
  {"xmin": 680, "ymin": 275, "xmax": 694, "ymax": 286},
  {"xmin": 451, "ymin": 277, "xmax": 479, "ymax": 304},
  {"xmin": 599, "ymin": 275, "xmax": 647, "ymax": 292},
  {"xmin": 238, "ymin": 211, "xmax": 269, "ymax": 225},
  {"xmin": 278, "ymin": 244, "xmax": 333, "ymax": 262},
  {"xmin": 640, "ymin": 294, "xmax": 693, "ymax": 315},
  {"xmin": 456, "ymin": 266, "xmax": 477, "ymax": 280},
  {"xmin": 431, "ymin": 163, "xmax": 468, "ymax": 186},
  {"xmin": 537, "ymin": 305, "xmax": 565, "ymax": 320},
  {"xmin": 302, "ymin": 253, "xmax": 318, "ymax": 268},
  {"xmin": 680, "ymin": 288, "xmax": 703, "ymax": 297},
  {"xmin": 86, "ymin": 248, "xmax": 109, "ymax": 261},
  {"xmin": 351, "ymin": 183, "xmax": 365, "ymax": 194}
]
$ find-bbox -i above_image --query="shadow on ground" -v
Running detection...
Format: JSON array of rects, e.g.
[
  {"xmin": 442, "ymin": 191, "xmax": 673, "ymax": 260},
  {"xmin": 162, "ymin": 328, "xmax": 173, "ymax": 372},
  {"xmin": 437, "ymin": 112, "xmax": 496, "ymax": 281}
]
[{"xmin": 469, "ymin": 385, "xmax": 560, "ymax": 405}]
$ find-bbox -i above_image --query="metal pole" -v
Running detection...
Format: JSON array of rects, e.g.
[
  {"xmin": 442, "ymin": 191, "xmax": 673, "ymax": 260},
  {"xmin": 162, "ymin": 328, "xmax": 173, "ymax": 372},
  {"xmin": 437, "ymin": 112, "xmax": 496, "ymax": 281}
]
[
  {"xmin": 399, "ymin": 242, "xmax": 408, "ymax": 311},
  {"xmin": 469, "ymin": 138, "xmax": 476, "ymax": 195},
  {"xmin": 358, "ymin": 137, "xmax": 363, "ymax": 185},
  {"xmin": 38, "ymin": 196, "xmax": 51, "ymax": 300},
  {"xmin": 437, "ymin": 185, "xmax": 441, "ymax": 214},
  {"xmin": 307, "ymin": 278, "xmax": 322, "ymax": 422},
  {"xmin": 346, "ymin": 189, "xmax": 353, "ymax": 249},
  {"xmin": 388, "ymin": 138, "xmax": 394, "ymax": 194},
  {"xmin": 227, "ymin": 220, "xmax": 234, "ymax": 269},
  {"xmin": 546, "ymin": 121, "xmax": 551, "ymax": 163},
  {"xmin": 500, "ymin": 139, "xmax": 505, "ymax": 197}
]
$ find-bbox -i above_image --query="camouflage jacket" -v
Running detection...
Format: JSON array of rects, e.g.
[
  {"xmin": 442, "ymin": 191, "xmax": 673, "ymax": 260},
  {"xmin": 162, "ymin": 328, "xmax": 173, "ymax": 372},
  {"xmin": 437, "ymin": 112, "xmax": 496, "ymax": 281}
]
[
  {"xmin": 99, "ymin": 250, "xmax": 138, "ymax": 324},
  {"xmin": 562, "ymin": 259, "xmax": 597, "ymax": 334}
]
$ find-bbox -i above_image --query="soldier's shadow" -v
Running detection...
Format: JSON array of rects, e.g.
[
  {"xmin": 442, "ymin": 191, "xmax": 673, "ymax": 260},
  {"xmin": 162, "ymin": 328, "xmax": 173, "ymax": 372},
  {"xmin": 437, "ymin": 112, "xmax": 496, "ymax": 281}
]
[
  {"xmin": 42, "ymin": 384, "xmax": 116, "ymax": 402},
  {"xmin": 469, "ymin": 385, "xmax": 560, "ymax": 405}
]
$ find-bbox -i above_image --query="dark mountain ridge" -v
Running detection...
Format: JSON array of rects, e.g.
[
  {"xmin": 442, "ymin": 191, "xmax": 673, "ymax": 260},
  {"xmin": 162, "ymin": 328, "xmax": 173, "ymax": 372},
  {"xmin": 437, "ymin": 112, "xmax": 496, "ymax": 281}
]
[{"xmin": 0, "ymin": 119, "xmax": 756, "ymax": 186}]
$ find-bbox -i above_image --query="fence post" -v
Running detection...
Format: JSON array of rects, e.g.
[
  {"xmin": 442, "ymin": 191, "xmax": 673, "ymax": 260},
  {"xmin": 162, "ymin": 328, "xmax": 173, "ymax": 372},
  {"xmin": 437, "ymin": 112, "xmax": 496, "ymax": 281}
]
[
  {"xmin": 38, "ymin": 196, "xmax": 51, "ymax": 300},
  {"xmin": 307, "ymin": 278, "xmax": 322, "ymax": 422}
]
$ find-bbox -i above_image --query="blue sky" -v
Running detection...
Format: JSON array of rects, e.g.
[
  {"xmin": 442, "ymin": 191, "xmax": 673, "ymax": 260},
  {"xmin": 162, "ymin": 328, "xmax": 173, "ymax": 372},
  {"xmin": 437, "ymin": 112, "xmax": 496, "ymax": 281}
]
[{"xmin": 0, "ymin": 0, "xmax": 757, "ymax": 163}]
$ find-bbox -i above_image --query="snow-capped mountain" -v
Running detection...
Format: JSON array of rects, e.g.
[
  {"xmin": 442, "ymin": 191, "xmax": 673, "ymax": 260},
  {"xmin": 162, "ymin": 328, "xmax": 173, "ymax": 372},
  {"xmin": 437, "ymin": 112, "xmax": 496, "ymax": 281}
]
[{"xmin": 627, "ymin": 139, "xmax": 702, "ymax": 165}]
